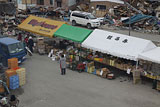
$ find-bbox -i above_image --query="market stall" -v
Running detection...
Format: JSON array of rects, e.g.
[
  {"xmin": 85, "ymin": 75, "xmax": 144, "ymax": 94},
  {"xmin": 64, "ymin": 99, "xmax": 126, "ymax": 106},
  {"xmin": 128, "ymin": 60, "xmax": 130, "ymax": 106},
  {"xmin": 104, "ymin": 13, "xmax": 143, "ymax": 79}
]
[
  {"xmin": 82, "ymin": 29, "xmax": 156, "ymax": 61},
  {"xmin": 138, "ymin": 47, "xmax": 160, "ymax": 64},
  {"xmin": 18, "ymin": 15, "xmax": 66, "ymax": 38},
  {"xmin": 53, "ymin": 24, "xmax": 92, "ymax": 71},
  {"xmin": 138, "ymin": 47, "xmax": 160, "ymax": 91},
  {"xmin": 80, "ymin": 29, "xmax": 159, "ymax": 82}
]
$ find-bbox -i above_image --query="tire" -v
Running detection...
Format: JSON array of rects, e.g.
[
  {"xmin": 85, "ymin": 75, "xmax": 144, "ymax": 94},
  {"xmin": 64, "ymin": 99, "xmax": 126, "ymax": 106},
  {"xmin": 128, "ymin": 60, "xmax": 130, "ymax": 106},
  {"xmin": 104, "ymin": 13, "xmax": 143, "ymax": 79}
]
[
  {"xmin": 72, "ymin": 20, "xmax": 76, "ymax": 26},
  {"xmin": 87, "ymin": 23, "xmax": 92, "ymax": 29}
]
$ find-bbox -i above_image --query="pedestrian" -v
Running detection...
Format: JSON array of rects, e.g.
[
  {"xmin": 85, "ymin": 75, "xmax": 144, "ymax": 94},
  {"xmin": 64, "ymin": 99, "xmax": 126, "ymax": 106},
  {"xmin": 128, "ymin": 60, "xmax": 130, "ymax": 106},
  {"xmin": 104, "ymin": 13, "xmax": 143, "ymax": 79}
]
[
  {"xmin": 28, "ymin": 36, "xmax": 34, "ymax": 53},
  {"xmin": 127, "ymin": 68, "xmax": 132, "ymax": 81},
  {"xmin": 17, "ymin": 33, "xmax": 22, "ymax": 41},
  {"xmin": 59, "ymin": 54, "xmax": 66, "ymax": 75},
  {"xmin": 24, "ymin": 35, "xmax": 29, "ymax": 46}
]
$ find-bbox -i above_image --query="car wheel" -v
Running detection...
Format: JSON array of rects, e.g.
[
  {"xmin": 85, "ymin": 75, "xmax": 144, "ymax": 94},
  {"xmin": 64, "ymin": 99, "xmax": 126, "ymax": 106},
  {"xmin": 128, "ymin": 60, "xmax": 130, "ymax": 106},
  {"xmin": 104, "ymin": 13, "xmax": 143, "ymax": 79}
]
[
  {"xmin": 87, "ymin": 23, "xmax": 91, "ymax": 29},
  {"xmin": 72, "ymin": 20, "xmax": 76, "ymax": 26}
]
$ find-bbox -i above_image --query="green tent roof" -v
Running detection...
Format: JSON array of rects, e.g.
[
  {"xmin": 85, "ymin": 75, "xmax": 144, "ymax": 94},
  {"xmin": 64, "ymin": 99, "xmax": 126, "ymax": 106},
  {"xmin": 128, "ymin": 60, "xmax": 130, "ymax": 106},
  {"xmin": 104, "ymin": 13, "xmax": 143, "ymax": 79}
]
[{"xmin": 54, "ymin": 24, "xmax": 92, "ymax": 43}]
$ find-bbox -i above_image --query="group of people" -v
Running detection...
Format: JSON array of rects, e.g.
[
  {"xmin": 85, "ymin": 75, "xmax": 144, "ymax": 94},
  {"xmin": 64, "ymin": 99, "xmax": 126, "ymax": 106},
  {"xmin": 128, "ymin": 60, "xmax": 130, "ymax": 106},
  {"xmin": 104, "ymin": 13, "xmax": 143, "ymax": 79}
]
[
  {"xmin": 17, "ymin": 33, "xmax": 34, "ymax": 53},
  {"xmin": 18, "ymin": 33, "xmax": 67, "ymax": 75}
]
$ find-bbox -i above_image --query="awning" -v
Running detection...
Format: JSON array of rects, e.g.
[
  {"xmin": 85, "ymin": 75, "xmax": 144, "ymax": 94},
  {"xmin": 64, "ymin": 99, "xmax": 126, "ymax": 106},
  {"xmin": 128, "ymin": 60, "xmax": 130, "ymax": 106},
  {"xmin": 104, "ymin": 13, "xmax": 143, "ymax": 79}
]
[
  {"xmin": 138, "ymin": 47, "xmax": 160, "ymax": 64},
  {"xmin": 54, "ymin": 24, "xmax": 92, "ymax": 43},
  {"xmin": 18, "ymin": 15, "xmax": 66, "ymax": 38},
  {"xmin": 82, "ymin": 29, "xmax": 156, "ymax": 61}
]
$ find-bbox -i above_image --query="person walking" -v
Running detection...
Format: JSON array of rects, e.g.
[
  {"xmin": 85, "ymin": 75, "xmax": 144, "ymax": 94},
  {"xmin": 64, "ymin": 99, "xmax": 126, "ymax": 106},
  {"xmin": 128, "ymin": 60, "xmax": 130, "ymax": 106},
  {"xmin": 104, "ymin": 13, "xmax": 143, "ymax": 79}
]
[
  {"xmin": 28, "ymin": 36, "xmax": 34, "ymax": 53},
  {"xmin": 60, "ymin": 54, "xmax": 66, "ymax": 75}
]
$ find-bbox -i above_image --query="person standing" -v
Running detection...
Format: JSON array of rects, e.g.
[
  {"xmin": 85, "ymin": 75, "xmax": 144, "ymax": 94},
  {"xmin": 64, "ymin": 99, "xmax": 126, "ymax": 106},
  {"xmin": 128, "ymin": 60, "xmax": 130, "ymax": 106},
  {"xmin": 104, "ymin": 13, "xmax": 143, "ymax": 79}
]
[
  {"xmin": 24, "ymin": 35, "xmax": 29, "ymax": 46},
  {"xmin": 28, "ymin": 36, "xmax": 34, "ymax": 53},
  {"xmin": 60, "ymin": 54, "xmax": 66, "ymax": 75},
  {"xmin": 17, "ymin": 33, "xmax": 22, "ymax": 41}
]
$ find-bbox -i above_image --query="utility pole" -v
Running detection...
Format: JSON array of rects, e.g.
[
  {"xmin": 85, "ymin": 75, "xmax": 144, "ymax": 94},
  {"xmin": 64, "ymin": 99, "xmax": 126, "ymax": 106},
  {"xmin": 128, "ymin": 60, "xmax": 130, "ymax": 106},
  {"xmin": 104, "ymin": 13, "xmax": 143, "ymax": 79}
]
[
  {"xmin": 25, "ymin": 0, "xmax": 27, "ymax": 10},
  {"xmin": 129, "ymin": 0, "xmax": 131, "ymax": 36}
]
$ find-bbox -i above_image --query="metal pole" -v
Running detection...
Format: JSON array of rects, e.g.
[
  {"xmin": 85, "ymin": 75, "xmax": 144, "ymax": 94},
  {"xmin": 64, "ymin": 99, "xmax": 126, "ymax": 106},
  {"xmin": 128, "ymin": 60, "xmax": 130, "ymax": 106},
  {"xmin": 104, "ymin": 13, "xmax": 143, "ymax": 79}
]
[
  {"xmin": 136, "ymin": 60, "xmax": 138, "ymax": 70},
  {"xmin": 129, "ymin": 0, "xmax": 131, "ymax": 36},
  {"xmin": 25, "ymin": 0, "xmax": 27, "ymax": 10}
]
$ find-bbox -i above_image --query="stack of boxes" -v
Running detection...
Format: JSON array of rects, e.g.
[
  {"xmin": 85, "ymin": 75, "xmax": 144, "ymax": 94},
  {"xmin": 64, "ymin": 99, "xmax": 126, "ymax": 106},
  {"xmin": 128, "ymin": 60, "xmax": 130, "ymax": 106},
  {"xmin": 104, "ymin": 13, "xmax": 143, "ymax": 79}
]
[
  {"xmin": 9, "ymin": 75, "xmax": 19, "ymax": 90},
  {"xmin": 37, "ymin": 37, "xmax": 46, "ymax": 54},
  {"xmin": 16, "ymin": 68, "xmax": 26, "ymax": 86},
  {"xmin": 87, "ymin": 62, "xmax": 95, "ymax": 73},
  {"xmin": 8, "ymin": 58, "xmax": 18, "ymax": 69},
  {"xmin": 5, "ymin": 69, "xmax": 17, "ymax": 88},
  {"xmin": 96, "ymin": 68, "xmax": 109, "ymax": 78},
  {"xmin": 96, "ymin": 68, "xmax": 114, "ymax": 79},
  {"xmin": 132, "ymin": 70, "xmax": 141, "ymax": 84},
  {"xmin": 5, "ymin": 58, "xmax": 26, "ymax": 90}
]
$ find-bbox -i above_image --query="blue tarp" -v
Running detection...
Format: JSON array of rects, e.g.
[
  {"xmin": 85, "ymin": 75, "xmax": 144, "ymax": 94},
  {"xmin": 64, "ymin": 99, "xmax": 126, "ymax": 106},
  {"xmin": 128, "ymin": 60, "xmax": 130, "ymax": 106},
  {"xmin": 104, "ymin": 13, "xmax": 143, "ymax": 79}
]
[{"xmin": 122, "ymin": 14, "xmax": 153, "ymax": 25}]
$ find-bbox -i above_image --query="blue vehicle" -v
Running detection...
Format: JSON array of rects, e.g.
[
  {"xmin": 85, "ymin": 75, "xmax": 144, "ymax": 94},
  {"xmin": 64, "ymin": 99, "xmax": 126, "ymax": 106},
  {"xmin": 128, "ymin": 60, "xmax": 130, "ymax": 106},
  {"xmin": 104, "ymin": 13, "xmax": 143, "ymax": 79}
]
[{"xmin": 0, "ymin": 37, "xmax": 27, "ymax": 66}]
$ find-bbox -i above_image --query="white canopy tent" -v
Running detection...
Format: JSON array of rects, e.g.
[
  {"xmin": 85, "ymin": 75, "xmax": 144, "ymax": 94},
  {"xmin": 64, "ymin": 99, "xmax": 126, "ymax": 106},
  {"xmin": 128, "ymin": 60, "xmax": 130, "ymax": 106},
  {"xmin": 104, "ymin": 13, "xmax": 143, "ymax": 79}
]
[
  {"xmin": 82, "ymin": 29, "xmax": 156, "ymax": 61},
  {"xmin": 138, "ymin": 47, "xmax": 160, "ymax": 64}
]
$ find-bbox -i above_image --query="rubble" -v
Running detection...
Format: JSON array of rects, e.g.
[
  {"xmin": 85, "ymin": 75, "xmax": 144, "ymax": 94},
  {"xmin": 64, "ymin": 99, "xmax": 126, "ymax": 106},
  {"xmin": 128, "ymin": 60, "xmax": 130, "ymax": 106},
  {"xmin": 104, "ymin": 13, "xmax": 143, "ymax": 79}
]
[{"xmin": 91, "ymin": 0, "xmax": 160, "ymax": 34}]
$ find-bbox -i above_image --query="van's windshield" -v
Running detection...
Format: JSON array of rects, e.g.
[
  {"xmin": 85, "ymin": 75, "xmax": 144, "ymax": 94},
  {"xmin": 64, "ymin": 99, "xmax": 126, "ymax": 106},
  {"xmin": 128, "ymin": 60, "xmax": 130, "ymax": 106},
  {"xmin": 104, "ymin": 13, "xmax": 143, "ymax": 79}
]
[
  {"xmin": 8, "ymin": 42, "xmax": 24, "ymax": 54},
  {"xmin": 87, "ymin": 14, "xmax": 96, "ymax": 19}
]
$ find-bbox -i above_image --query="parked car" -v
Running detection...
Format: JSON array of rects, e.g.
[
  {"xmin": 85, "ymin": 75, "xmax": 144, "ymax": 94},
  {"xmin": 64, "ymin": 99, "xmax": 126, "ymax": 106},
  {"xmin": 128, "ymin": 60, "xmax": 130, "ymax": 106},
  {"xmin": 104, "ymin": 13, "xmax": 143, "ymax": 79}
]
[{"xmin": 70, "ymin": 11, "xmax": 100, "ymax": 29}]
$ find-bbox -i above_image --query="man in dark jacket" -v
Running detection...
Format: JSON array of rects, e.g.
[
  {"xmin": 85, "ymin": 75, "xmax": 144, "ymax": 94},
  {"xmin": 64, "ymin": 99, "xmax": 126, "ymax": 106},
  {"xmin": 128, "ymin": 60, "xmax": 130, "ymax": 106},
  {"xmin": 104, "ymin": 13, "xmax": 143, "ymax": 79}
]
[
  {"xmin": 59, "ymin": 54, "xmax": 66, "ymax": 75},
  {"xmin": 28, "ymin": 36, "xmax": 34, "ymax": 53}
]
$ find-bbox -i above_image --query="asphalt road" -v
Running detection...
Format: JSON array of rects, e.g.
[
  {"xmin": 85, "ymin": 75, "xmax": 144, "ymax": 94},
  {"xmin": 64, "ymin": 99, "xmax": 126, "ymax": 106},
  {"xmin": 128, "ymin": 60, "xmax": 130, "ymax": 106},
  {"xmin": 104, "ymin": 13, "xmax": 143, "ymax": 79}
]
[{"xmin": 12, "ymin": 54, "xmax": 160, "ymax": 107}]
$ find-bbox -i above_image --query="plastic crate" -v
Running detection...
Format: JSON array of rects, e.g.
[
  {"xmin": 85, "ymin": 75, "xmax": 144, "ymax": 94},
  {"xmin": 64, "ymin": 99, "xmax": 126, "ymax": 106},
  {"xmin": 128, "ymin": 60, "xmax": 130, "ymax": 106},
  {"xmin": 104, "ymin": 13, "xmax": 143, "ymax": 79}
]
[
  {"xmin": 16, "ymin": 68, "xmax": 26, "ymax": 86},
  {"xmin": 9, "ymin": 75, "xmax": 19, "ymax": 90}
]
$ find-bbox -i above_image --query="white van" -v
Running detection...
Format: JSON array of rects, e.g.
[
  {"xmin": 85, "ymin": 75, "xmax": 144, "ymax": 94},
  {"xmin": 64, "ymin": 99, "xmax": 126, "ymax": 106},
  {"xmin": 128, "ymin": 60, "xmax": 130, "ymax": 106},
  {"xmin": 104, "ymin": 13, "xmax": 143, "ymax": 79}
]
[{"xmin": 70, "ymin": 11, "xmax": 100, "ymax": 29}]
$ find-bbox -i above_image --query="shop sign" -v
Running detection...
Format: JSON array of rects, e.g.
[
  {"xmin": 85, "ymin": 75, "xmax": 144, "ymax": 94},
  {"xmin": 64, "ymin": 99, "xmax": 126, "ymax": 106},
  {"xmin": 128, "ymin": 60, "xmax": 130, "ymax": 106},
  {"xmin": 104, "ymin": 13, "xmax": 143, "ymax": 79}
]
[
  {"xmin": 28, "ymin": 19, "xmax": 58, "ymax": 30},
  {"xmin": 106, "ymin": 35, "xmax": 128, "ymax": 43}
]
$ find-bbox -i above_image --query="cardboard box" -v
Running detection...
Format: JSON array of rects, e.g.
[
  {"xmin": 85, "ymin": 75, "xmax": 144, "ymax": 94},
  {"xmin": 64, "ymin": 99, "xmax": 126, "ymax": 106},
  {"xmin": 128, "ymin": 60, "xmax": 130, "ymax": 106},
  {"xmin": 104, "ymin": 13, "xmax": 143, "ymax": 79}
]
[
  {"xmin": 96, "ymin": 70, "xmax": 101, "ymax": 76},
  {"xmin": 102, "ymin": 72, "xmax": 108, "ymax": 78},
  {"xmin": 133, "ymin": 77, "xmax": 141, "ymax": 84},
  {"xmin": 133, "ymin": 70, "xmax": 141, "ymax": 77},
  {"xmin": 87, "ymin": 61, "xmax": 94, "ymax": 68},
  {"xmin": 101, "ymin": 68, "xmax": 109, "ymax": 73},
  {"xmin": 38, "ymin": 44, "xmax": 45, "ymax": 49},
  {"xmin": 8, "ymin": 58, "xmax": 18, "ymax": 69}
]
